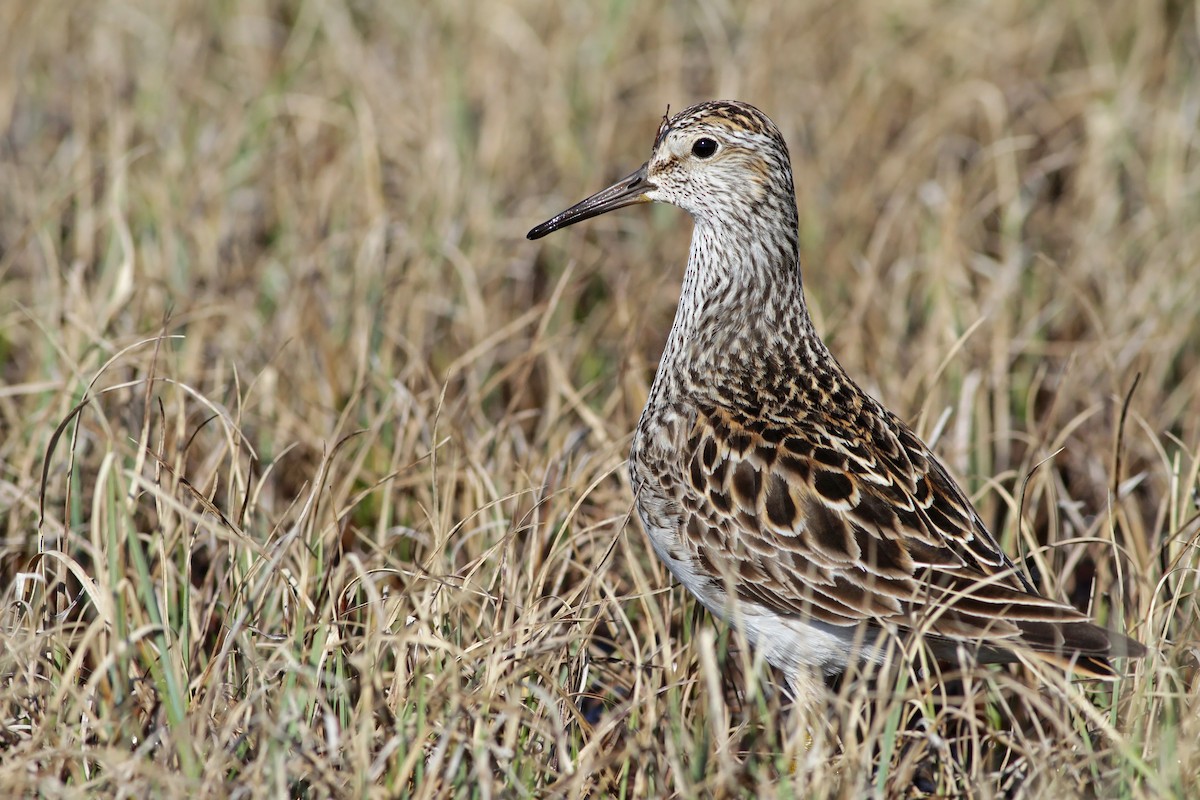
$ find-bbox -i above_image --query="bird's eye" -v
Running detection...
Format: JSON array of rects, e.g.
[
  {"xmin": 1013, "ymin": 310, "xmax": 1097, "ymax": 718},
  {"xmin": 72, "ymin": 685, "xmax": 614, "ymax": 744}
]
[{"xmin": 691, "ymin": 137, "xmax": 718, "ymax": 158}]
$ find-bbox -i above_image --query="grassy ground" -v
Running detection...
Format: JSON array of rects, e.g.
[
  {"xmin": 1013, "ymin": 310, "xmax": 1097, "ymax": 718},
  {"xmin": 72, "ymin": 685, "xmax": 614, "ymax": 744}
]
[{"xmin": 2, "ymin": 0, "xmax": 1198, "ymax": 797}]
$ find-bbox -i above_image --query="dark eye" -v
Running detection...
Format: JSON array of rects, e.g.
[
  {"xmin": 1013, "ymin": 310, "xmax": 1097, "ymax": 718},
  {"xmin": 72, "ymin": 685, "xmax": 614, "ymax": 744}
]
[{"xmin": 691, "ymin": 137, "xmax": 718, "ymax": 158}]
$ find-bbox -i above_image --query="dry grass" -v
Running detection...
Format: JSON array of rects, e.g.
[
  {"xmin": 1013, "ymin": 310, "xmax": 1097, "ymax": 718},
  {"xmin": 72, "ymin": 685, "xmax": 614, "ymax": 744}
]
[{"xmin": 1, "ymin": 0, "xmax": 1198, "ymax": 797}]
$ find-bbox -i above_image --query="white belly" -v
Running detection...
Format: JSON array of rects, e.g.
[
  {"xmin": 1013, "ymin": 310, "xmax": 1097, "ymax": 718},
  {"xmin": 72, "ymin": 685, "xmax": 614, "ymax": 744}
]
[{"xmin": 637, "ymin": 507, "xmax": 879, "ymax": 682}]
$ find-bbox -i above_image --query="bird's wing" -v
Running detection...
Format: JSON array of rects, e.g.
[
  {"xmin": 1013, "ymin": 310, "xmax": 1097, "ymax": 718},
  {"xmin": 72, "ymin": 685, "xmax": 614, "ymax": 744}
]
[{"xmin": 676, "ymin": 403, "xmax": 1139, "ymax": 674}]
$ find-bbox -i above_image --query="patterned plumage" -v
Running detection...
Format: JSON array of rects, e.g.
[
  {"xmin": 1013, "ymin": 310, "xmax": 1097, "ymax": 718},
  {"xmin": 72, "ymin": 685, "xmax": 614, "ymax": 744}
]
[{"xmin": 527, "ymin": 100, "xmax": 1143, "ymax": 698}]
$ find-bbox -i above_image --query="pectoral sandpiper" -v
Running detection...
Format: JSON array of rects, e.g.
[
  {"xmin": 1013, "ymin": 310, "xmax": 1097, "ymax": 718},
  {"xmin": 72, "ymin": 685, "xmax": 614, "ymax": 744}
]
[{"xmin": 527, "ymin": 100, "xmax": 1143, "ymax": 705}]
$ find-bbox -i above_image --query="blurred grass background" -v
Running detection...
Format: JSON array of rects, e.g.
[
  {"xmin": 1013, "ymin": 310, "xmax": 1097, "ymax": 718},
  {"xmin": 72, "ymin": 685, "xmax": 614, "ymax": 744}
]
[{"xmin": 1, "ymin": 0, "xmax": 1197, "ymax": 797}]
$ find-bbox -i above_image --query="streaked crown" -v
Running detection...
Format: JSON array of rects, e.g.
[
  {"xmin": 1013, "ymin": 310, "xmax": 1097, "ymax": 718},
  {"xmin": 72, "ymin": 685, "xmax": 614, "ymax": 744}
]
[
  {"xmin": 526, "ymin": 100, "xmax": 798, "ymax": 243},
  {"xmin": 645, "ymin": 101, "xmax": 796, "ymax": 223}
]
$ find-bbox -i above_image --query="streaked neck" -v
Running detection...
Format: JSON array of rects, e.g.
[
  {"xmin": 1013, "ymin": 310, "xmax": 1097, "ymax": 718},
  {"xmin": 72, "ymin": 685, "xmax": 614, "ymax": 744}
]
[{"xmin": 651, "ymin": 213, "xmax": 833, "ymax": 405}]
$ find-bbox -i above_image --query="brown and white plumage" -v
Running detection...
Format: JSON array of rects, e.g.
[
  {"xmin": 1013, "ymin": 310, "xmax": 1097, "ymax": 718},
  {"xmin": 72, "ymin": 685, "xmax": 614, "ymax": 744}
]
[{"xmin": 527, "ymin": 100, "xmax": 1143, "ymax": 696}]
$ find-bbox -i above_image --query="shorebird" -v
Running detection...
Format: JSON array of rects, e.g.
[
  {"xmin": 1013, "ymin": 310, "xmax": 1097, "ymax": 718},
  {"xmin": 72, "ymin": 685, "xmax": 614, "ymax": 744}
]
[{"xmin": 527, "ymin": 100, "xmax": 1143, "ymax": 705}]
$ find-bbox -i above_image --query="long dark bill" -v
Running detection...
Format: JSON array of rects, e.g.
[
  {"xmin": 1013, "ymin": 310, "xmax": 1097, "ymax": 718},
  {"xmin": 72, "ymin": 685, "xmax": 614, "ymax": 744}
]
[{"xmin": 526, "ymin": 163, "xmax": 654, "ymax": 240}]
